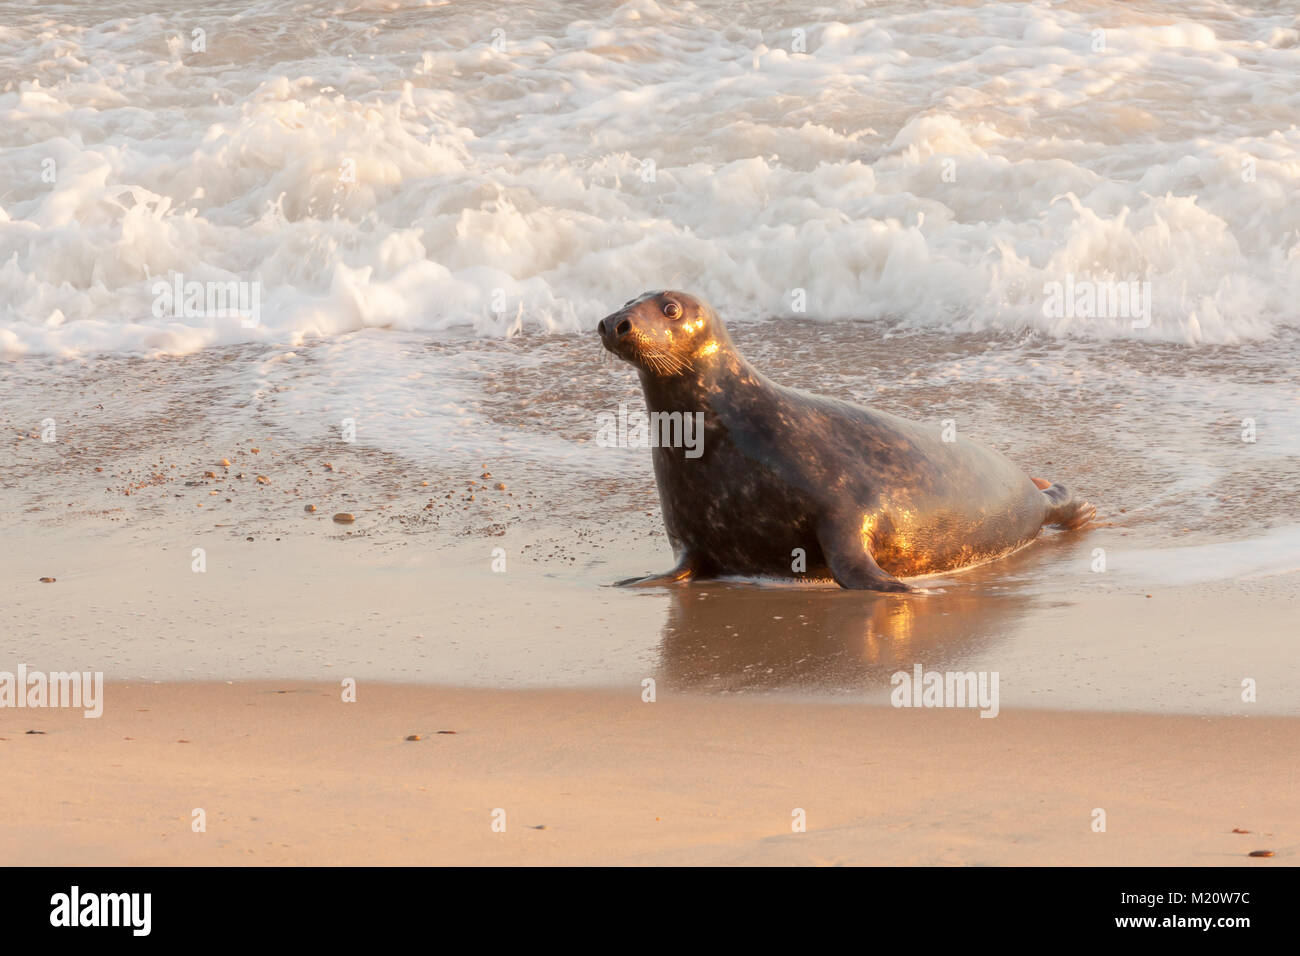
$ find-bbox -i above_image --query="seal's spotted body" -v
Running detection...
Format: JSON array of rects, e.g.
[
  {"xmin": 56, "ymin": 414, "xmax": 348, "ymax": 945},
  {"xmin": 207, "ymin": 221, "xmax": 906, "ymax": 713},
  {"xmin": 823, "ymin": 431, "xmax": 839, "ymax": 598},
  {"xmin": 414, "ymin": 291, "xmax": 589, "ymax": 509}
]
[{"xmin": 598, "ymin": 291, "xmax": 1094, "ymax": 591}]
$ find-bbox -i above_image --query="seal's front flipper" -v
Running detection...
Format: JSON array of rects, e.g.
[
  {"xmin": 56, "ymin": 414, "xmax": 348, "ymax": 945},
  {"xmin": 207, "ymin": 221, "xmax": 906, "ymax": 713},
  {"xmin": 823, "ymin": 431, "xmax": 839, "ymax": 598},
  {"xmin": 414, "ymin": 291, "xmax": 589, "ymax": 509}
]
[
  {"xmin": 615, "ymin": 552, "xmax": 700, "ymax": 587},
  {"xmin": 817, "ymin": 518, "xmax": 914, "ymax": 592}
]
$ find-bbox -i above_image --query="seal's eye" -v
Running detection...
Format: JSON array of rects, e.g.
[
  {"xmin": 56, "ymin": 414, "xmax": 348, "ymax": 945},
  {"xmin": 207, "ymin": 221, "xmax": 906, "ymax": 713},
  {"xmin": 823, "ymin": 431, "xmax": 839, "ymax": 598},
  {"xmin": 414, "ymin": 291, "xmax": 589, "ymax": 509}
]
[{"xmin": 663, "ymin": 301, "xmax": 682, "ymax": 320}]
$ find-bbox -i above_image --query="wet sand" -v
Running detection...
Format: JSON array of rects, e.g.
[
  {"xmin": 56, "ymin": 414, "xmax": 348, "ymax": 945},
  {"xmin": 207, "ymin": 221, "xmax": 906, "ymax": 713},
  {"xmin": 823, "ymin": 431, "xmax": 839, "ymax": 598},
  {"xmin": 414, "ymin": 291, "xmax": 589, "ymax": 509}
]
[
  {"xmin": 4, "ymin": 526, "xmax": 1299, "ymax": 711},
  {"xmin": 4, "ymin": 325, "xmax": 1298, "ymax": 709},
  {"xmin": 3, "ymin": 681, "xmax": 1295, "ymax": 866},
  {"xmin": 3, "ymin": 324, "xmax": 1298, "ymax": 864}
]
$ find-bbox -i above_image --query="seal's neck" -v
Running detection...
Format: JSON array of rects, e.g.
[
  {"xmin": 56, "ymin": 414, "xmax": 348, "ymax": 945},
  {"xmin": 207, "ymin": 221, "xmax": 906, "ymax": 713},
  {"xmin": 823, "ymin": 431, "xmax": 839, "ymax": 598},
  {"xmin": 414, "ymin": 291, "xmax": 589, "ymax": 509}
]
[{"xmin": 636, "ymin": 339, "xmax": 765, "ymax": 414}]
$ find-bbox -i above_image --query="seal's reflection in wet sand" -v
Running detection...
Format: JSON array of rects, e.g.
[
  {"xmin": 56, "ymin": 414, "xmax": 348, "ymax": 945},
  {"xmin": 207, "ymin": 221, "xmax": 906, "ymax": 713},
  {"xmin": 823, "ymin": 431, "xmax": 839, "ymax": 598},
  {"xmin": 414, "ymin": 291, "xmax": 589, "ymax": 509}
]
[
  {"xmin": 655, "ymin": 581, "xmax": 1023, "ymax": 693},
  {"xmin": 649, "ymin": 508, "xmax": 1099, "ymax": 692}
]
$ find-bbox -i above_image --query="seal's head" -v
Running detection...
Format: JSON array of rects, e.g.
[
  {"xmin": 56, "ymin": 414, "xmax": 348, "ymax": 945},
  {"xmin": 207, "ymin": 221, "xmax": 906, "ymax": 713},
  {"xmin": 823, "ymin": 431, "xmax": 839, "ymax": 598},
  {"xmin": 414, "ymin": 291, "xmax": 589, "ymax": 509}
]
[{"xmin": 597, "ymin": 290, "xmax": 725, "ymax": 377}]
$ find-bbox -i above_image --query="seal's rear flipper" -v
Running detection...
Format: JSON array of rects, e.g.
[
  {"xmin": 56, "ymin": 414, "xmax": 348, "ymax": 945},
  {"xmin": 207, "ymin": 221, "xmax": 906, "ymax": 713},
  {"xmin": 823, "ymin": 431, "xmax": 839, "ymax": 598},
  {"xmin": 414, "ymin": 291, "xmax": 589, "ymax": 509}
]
[
  {"xmin": 1036, "ymin": 481, "xmax": 1096, "ymax": 530},
  {"xmin": 817, "ymin": 517, "xmax": 914, "ymax": 592}
]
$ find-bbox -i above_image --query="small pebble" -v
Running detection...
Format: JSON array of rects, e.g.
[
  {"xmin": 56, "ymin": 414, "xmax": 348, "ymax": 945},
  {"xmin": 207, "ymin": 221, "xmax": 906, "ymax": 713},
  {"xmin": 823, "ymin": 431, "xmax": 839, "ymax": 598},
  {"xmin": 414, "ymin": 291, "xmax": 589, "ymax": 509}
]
[
  {"xmin": 304, "ymin": 504, "xmax": 316, "ymax": 512},
  {"xmin": 1249, "ymin": 850, "xmax": 1275, "ymax": 858},
  {"xmin": 333, "ymin": 512, "xmax": 355, "ymax": 523},
  {"xmin": 39, "ymin": 577, "xmax": 55, "ymax": 583},
  {"xmin": 405, "ymin": 734, "xmax": 422, "ymax": 741}
]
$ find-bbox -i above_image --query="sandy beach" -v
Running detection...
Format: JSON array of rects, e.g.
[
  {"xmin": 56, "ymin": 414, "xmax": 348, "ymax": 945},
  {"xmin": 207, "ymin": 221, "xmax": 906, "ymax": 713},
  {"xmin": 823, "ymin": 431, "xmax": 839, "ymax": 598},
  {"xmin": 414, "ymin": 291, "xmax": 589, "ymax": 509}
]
[
  {"xmin": 4, "ymin": 681, "xmax": 1295, "ymax": 866},
  {"xmin": 3, "ymin": 326, "xmax": 1298, "ymax": 866}
]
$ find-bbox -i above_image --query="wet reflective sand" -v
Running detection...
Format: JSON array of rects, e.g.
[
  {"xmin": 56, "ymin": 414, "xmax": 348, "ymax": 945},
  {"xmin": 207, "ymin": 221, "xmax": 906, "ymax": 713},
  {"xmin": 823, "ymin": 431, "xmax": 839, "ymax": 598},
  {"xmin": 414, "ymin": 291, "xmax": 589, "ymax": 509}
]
[{"xmin": 2, "ymin": 320, "xmax": 1297, "ymax": 712}]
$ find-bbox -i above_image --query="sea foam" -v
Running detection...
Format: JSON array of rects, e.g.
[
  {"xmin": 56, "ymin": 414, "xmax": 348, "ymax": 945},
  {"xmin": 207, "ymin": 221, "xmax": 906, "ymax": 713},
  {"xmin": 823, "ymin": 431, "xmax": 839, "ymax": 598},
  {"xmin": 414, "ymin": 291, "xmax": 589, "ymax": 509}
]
[{"xmin": 1, "ymin": 0, "xmax": 1298, "ymax": 355}]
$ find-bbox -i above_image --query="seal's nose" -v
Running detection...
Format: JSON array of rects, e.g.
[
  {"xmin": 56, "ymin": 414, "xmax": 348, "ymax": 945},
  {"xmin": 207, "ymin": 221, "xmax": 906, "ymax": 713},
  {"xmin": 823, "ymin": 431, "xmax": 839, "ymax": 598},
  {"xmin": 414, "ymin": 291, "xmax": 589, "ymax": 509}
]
[{"xmin": 598, "ymin": 312, "xmax": 632, "ymax": 340}]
